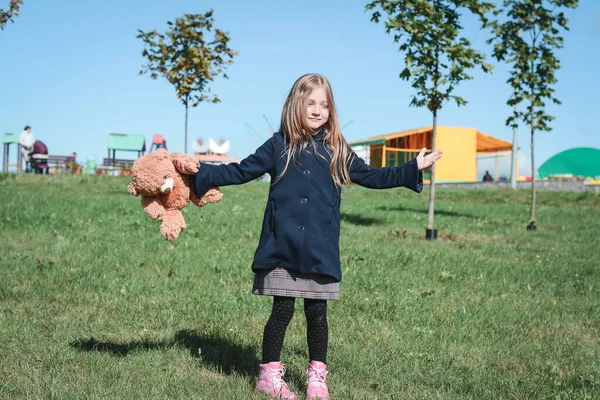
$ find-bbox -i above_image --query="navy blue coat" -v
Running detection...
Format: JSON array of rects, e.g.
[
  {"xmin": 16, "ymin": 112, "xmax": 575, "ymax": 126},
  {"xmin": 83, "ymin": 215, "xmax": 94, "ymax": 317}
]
[{"xmin": 193, "ymin": 130, "xmax": 423, "ymax": 281}]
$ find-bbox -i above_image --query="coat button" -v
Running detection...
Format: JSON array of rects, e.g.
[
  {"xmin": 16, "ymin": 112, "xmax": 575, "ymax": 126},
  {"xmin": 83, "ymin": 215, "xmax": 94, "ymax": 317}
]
[
  {"xmin": 301, "ymin": 197, "xmax": 307, "ymax": 204},
  {"xmin": 298, "ymin": 225, "xmax": 305, "ymax": 231},
  {"xmin": 303, "ymin": 169, "xmax": 310, "ymax": 175}
]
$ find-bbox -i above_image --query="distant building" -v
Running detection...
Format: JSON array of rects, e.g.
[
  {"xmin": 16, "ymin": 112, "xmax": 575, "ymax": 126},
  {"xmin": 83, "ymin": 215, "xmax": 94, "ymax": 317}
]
[
  {"xmin": 193, "ymin": 138, "xmax": 240, "ymax": 165},
  {"xmin": 349, "ymin": 126, "xmax": 513, "ymax": 183},
  {"xmin": 538, "ymin": 147, "xmax": 600, "ymax": 180}
]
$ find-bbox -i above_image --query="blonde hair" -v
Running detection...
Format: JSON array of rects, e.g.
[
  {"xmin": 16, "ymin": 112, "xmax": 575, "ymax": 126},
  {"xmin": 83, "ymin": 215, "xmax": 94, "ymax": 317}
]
[{"xmin": 277, "ymin": 73, "xmax": 353, "ymax": 189}]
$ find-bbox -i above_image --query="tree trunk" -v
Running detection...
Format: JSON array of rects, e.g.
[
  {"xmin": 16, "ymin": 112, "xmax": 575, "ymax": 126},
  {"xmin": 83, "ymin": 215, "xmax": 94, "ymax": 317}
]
[
  {"xmin": 427, "ymin": 110, "xmax": 437, "ymax": 231},
  {"xmin": 427, "ymin": 12, "xmax": 439, "ymax": 240},
  {"xmin": 511, "ymin": 31, "xmax": 521, "ymax": 190},
  {"xmin": 528, "ymin": 104, "xmax": 536, "ymax": 230},
  {"xmin": 184, "ymin": 97, "xmax": 189, "ymax": 154},
  {"xmin": 511, "ymin": 101, "xmax": 518, "ymax": 190}
]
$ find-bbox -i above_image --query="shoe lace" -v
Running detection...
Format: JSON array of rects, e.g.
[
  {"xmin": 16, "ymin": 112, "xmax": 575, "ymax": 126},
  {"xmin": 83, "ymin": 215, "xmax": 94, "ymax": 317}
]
[
  {"xmin": 307, "ymin": 365, "xmax": 327, "ymax": 388},
  {"xmin": 268, "ymin": 365, "xmax": 289, "ymax": 390}
]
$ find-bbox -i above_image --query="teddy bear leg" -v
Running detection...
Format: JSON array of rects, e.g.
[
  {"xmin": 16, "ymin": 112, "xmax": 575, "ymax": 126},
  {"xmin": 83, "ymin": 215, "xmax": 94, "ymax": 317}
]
[
  {"xmin": 142, "ymin": 196, "xmax": 166, "ymax": 220},
  {"xmin": 160, "ymin": 210, "xmax": 187, "ymax": 241},
  {"xmin": 191, "ymin": 187, "xmax": 223, "ymax": 207}
]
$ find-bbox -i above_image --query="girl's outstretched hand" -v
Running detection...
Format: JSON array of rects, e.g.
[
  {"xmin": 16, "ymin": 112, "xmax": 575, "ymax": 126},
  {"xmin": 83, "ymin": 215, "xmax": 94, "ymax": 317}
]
[{"xmin": 416, "ymin": 147, "xmax": 443, "ymax": 171}]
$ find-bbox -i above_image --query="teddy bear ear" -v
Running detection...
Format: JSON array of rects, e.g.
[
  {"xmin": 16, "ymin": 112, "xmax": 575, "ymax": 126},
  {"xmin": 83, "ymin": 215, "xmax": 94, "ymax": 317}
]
[{"xmin": 128, "ymin": 183, "xmax": 139, "ymax": 196}]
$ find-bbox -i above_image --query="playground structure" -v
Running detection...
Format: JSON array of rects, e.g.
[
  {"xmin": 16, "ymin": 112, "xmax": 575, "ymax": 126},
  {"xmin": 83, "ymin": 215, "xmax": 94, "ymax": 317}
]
[
  {"xmin": 3, "ymin": 132, "xmax": 76, "ymax": 174},
  {"xmin": 150, "ymin": 134, "xmax": 167, "ymax": 152},
  {"xmin": 350, "ymin": 126, "xmax": 514, "ymax": 183},
  {"xmin": 2, "ymin": 132, "xmax": 150, "ymax": 175},
  {"xmin": 193, "ymin": 137, "xmax": 239, "ymax": 165},
  {"xmin": 2, "ymin": 133, "xmax": 21, "ymax": 173},
  {"xmin": 100, "ymin": 133, "xmax": 147, "ymax": 175}
]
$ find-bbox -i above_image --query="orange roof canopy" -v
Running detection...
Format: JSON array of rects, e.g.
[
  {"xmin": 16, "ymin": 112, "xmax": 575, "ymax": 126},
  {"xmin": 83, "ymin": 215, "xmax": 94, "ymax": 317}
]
[{"xmin": 349, "ymin": 126, "xmax": 512, "ymax": 153}]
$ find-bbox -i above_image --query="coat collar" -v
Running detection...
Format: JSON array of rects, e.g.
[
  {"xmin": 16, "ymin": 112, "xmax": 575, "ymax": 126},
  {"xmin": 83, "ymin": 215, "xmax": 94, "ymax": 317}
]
[{"xmin": 311, "ymin": 128, "xmax": 326, "ymax": 142}]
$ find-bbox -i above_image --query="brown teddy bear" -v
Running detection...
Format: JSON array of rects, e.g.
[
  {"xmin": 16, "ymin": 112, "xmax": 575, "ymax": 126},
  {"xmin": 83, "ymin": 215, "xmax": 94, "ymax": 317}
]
[{"xmin": 127, "ymin": 149, "xmax": 222, "ymax": 241}]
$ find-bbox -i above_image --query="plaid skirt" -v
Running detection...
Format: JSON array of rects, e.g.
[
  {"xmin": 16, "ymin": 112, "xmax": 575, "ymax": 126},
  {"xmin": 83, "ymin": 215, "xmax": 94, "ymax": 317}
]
[{"xmin": 252, "ymin": 268, "xmax": 340, "ymax": 300}]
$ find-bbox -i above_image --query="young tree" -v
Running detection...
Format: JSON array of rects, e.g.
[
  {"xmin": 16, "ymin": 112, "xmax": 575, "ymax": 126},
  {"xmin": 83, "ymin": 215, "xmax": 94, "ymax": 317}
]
[
  {"xmin": 366, "ymin": 0, "xmax": 494, "ymax": 240},
  {"xmin": 137, "ymin": 10, "xmax": 237, "ymax": 154},
  {"xmin": 0, "ymin": 0, "xmax": 23, "ymax": 31},
  {"xmin": 488, "ymin": 0, "xmax": 578, "ymax": 230}
]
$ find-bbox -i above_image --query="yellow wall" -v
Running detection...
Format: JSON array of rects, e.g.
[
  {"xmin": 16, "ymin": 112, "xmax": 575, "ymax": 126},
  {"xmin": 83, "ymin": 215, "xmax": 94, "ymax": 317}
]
[{"xmin": 435, "ymin": 127, "xmax": 477, "ymax": 182}]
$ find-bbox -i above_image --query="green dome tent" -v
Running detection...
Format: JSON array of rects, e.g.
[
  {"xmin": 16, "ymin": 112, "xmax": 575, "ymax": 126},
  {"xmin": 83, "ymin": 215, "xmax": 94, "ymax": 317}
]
[{"xmin": 538, "ymin": 147, "xmax": 600, "ymax": 179}]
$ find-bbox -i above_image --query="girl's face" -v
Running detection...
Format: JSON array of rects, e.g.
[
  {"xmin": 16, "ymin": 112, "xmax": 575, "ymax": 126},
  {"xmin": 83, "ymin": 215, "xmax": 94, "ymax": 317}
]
[{"xmin": 305, "ymin": 86, "xmax": 329, "ymax": 133}]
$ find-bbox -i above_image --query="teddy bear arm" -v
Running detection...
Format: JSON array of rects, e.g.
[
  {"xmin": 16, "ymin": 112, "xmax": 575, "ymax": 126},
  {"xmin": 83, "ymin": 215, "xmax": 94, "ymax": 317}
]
[
  {"xmin": 191, "ymin": 187, "xmax": 223, "ymax": 207},
  {"xmin": 142, "ymin": 196, "xmax": 166, "ymax": 220},
  {"xmin": 171, "ymin": 152, "xmax": 199, "ymax": 175}
]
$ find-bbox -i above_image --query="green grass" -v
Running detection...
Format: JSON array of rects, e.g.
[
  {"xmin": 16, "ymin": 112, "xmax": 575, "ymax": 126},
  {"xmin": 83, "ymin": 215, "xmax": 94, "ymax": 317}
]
[{"xmin": 1, "ymin": 173, "xmax": 598, "ymax": 399}]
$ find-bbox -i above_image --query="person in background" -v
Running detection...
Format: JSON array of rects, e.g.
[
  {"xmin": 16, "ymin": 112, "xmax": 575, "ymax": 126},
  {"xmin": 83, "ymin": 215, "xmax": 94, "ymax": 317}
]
[
  {"xmin": 67, "ymin": 152, "xmax": 80, "ymax": 174},
  {"xmin": 483, "ymin": 170, "xmax": 493, "ymax": 182},
  {"xmin": 19, "ymin": 125, "xmax": 35, "ymax": 172}
]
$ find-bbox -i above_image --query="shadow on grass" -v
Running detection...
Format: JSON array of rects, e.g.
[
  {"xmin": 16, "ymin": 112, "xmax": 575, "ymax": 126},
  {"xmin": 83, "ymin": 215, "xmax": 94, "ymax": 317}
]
[
  {"xmin": 340, "ymin": 212, "xmax": 383, "ymax": 226},
  {"xmin": 174, "ymin": 329, "xmax": 260, "ymax": 377},
  {"xmin": 376, "ymin": 205, "xmax": 479, "ymax": 219},
  {"xmin": 174, "ymin": 329, "xmax": 304, "ymax": 390},
  {"xmin": 69, "ymin": 336, "xmax": 164, "ymax": 356},
  {"xmin": 70, "ymin": 329, "xmax": 264, "ymax": 379}
]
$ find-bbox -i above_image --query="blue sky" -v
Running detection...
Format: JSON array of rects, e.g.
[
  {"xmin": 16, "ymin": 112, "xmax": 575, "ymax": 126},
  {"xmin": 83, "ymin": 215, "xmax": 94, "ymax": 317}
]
[{"xmin": 1, "ymin": 0, "xmax": 598, "ymax": 176}]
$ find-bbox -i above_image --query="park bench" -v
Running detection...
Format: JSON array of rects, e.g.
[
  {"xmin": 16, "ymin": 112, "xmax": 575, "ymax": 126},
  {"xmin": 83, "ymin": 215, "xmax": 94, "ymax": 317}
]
[
  {"xmin": 102, "ymin": 158, "xmax": 135, "ymax": 168},
  {"xmin": 98, "ymin": 158, "xmax": 135, "ymax": 176},
  {"xmin": 30, "ymin": 154, "xmax": 77, "ymax": 174}
]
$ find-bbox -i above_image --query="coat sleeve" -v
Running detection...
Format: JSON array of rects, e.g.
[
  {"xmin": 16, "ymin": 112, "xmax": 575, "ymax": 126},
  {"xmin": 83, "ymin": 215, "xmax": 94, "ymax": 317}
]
[
  {"xmin": 348, "ymin": 152, "xmax": 423, "ymax": 193},
  {"xmin": 193, "ymin": 136, "xmax": 276, "ymax": 198}
]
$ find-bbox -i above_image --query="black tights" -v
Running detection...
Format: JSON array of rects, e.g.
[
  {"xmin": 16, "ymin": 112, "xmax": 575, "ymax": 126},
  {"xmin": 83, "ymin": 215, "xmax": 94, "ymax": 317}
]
[{"xmin": 262, "ymin": 296, "xmax": 328, "ymax": 364}]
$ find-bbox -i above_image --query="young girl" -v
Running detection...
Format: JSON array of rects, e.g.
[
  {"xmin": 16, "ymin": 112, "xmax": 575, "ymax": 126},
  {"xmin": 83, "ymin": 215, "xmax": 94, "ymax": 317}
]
[{"xmin": 186, "ymin": 73, "xmax": 442, "ymax": 400}]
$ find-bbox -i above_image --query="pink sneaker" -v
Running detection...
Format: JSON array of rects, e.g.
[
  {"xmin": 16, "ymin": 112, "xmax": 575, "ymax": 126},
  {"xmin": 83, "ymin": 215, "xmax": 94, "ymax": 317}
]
[
  {"xmin": 257, "ymin": 361, "xmax": 297, "ymax": 399},
  {"xmin": 306, "ymin": 361, "xmax": 329, "ymax": 400}
]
